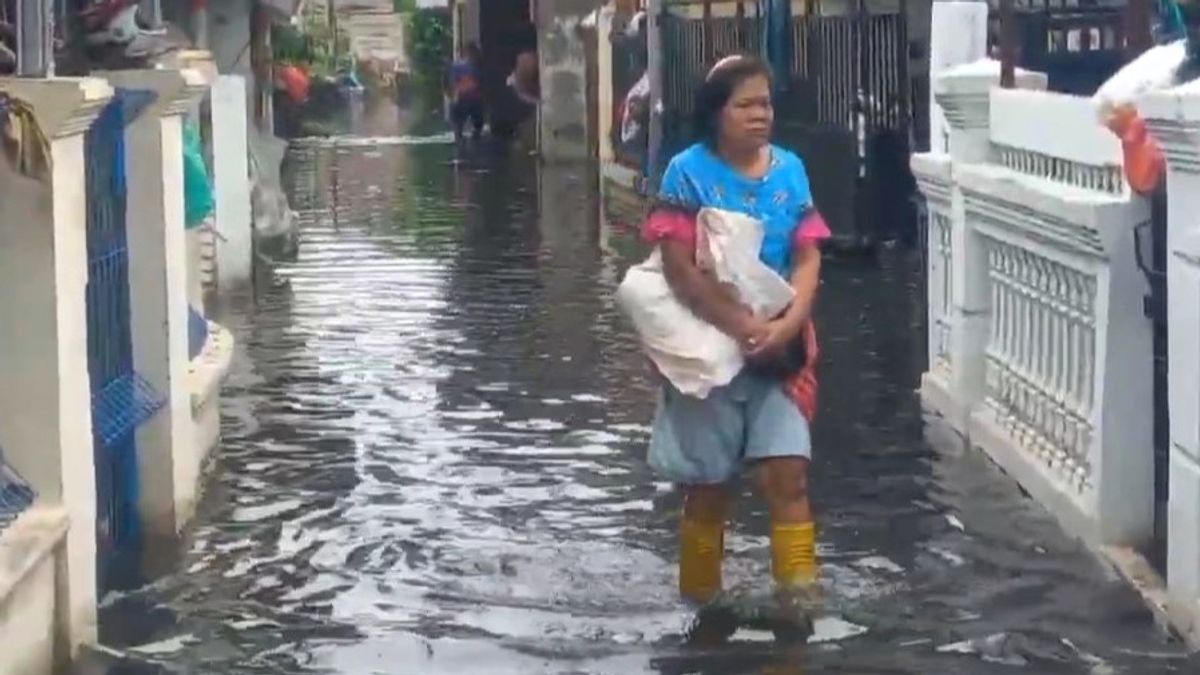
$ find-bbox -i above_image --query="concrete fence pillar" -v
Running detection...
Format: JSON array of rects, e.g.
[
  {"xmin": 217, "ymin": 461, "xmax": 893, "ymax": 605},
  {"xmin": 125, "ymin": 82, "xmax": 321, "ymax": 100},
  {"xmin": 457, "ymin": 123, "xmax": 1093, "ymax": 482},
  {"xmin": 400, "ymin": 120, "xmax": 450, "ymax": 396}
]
[
  {"xmin": 928, "ymin": 1, "xmax": 989, "ymax": 155},
  {"xmin": 925, "ymin": 61, "xmax": 1047, "ymax": 428},
  {"xmin": 0, "ymin": 75, "xmax": 112, "ymax": 663},
  {"xmin": 212, "ymin": 75, "xmax": 253, "ymax": 294},
  {"xmin": 597, "ymin": 4, "xmax": 616, "ymax": 167},
  {"xmin": 1143, "ymin": 86, "xmax": 1200, "ymax": 646},
  {"xmin": 99, "ymin": 68, "xmax": 208, "ymax": 541},
  {"xmin": 537, "ymin": 0, "xmax": 595, "ymax": 162}
]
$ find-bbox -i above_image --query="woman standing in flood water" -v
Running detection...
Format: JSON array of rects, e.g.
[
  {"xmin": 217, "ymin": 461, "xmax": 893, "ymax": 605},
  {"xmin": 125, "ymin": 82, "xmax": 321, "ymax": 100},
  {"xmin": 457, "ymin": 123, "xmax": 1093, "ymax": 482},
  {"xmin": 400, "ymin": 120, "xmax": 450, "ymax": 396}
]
[{"xmin": 641, "ymin": 55, "xmax": 829, "ymax": 622}]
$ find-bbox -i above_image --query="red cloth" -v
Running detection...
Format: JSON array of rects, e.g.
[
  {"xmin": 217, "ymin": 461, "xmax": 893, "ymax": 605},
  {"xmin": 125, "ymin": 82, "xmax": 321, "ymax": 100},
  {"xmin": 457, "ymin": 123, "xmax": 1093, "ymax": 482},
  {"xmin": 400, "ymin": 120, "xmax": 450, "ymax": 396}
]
[
  {"xmin": 638, "ymin": 207, "xmax": 822, "ymax": 422},
  {"xmin": 642, "ymin": 208, "xmax": 697, "ymax": 248},
  {"xmin": 641, "ymin": 206, "xmax": 832, "ymax": 249}
]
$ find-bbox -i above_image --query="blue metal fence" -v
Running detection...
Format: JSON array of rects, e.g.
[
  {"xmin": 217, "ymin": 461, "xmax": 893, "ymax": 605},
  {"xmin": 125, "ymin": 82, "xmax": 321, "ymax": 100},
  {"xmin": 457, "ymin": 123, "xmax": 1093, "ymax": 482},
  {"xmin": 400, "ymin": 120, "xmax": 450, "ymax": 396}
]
[
  {"xmin": 0, "ymin": 447, "xmax": 35, "ymax": 533},
  {"xmin": 84, "ymin": 89, "xmax": 166, "ymax": 584},
  {"xmin": 188, "ymin": 305, "xmax": 209, "ymax": 360}
]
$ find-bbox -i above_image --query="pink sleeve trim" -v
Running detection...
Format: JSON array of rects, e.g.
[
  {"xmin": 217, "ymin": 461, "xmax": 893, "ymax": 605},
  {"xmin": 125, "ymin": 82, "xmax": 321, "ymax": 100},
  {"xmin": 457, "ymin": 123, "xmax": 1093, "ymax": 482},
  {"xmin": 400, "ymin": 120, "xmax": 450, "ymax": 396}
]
[
  {"xmin": 641, "ymin": 209, "xmax": 697, "ymax": 246},
  {"xmin": 794, "ymin": 208, "xmax": 832, "ymax": 245}
]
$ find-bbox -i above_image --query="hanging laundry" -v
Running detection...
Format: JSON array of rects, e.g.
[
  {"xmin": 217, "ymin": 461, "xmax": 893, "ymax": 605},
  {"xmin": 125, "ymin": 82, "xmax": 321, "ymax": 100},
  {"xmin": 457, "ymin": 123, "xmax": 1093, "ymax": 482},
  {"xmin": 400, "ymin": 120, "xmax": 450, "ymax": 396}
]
[
  {"xmin": 0, "ymin": 93, "xmax": 52, "ymax": 181},
  {"xmin": 183, "ymin": 120, "xmax": 214, "ymax": 229}
]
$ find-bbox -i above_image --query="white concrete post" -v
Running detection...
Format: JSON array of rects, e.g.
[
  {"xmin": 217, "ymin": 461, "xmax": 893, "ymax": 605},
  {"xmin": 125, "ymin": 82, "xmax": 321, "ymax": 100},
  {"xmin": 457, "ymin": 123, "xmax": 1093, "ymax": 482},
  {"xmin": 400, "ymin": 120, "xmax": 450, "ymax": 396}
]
[
  {"xmin": 646, "ymin": 0, "xmax": 663, "ymax": 187},
  {"xmin": 1142, "ymin": 84, "xmax": 1200, "ymax": 645},
  {"xmin": 929, "ymin": 61, "xmax": 1047, "ymax": 427},
  {"xmin": 536, "ymin": 0, "xmax": 593, "ymax": 161},
  {"xmin": 597, "ymin": 4, "xmax": 615, "ymax": 166},
  {"xmin": 99, "ymin": 69, "xmax": 208, "ymax": 540},
  {"xmin": 212, "ymin": 75, "xmax": 253, "ymax": 293},
  {"xmin": 912, "ymin": 152, "xmax": 956, "ymax": 418},
  {"xmin": 928, "ymin": 2, "xmax": 989, "ymax": 155},
  {"xmin": 0, "ymin": 75, "xmax": 112, "ymax": 662}
]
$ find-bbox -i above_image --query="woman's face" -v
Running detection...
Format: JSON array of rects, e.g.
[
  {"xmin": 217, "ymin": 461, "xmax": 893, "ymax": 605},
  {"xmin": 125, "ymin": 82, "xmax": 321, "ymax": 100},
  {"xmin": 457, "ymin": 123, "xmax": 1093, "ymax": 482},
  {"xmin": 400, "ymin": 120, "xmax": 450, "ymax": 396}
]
[{"xmin": 718, "ymin": 74, "xmax": 773, "ymax": 149}]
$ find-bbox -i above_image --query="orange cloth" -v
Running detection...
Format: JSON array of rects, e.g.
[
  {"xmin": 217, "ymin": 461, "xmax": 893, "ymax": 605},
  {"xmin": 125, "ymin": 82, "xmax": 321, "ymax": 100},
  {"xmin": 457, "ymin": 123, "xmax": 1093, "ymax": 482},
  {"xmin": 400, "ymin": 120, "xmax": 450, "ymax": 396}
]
[
  {"xmin": 278, "ymin": 64, "xmax": 310, "ymax": 104},
  {"xmin": 1106, "ymin": 105, "xmax": 1165, "ymax": 194}
]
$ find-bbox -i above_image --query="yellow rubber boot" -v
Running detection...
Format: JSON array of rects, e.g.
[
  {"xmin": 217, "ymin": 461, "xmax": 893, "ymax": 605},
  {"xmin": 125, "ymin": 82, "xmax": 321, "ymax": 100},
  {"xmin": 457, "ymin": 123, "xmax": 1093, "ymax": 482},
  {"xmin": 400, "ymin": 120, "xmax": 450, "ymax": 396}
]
[
  {"xmin": 679, "ymin": 516, "xmax": 724, "ymax": 603},
  {"xmin": 770, "ymin": 522, "xmax": 818, "ymax": 590}
]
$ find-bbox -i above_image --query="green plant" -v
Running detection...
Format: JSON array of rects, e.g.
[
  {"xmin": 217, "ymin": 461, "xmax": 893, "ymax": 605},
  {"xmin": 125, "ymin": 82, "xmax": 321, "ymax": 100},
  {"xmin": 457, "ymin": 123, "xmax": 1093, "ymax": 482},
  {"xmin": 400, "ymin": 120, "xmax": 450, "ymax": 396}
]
[
  {"xmin": 406, "ymin": 9, "xmax": 451, "ymax": 98},
  {"xmin": 271, "ymin": 15, "xmax": 350, "ymax": 80}
]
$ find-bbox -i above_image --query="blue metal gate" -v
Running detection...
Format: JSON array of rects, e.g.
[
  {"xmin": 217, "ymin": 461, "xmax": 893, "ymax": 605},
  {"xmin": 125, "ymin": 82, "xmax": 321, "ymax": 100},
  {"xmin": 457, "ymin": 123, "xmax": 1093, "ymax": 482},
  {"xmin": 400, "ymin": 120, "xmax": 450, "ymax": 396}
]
[
  {"xmin": 0, "ymin": 445, "xmax": 35, "ymax": 533},
  {"xmin": 84, "ymin": 89, "xmax": 165, "ymax": 587}
]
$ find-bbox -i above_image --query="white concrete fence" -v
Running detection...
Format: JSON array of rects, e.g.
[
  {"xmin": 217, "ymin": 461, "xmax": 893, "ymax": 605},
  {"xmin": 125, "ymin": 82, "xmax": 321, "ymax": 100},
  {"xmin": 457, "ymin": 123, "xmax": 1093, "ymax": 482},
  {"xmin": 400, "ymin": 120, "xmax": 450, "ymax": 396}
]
[
  {"xmin": 917, "ymin": 60, "xmax": 1155, "ymax": 547},
  {"xmin": 916, "ymin": 58, "xmax": 1200, "ymax": 646},
  {"xmin": 0, "ymin": 65, "xmax": 241, "ymax": 673}
]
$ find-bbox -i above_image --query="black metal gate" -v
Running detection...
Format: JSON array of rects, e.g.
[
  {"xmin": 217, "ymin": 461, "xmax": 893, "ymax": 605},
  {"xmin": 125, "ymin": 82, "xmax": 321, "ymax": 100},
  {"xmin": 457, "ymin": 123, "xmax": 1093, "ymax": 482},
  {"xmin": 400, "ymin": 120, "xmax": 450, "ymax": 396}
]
[
  {"xmin": 779, "ymin": 7, "xmax": 911, "ymax": 245},
  {"xmin": 987, "ymin": 0, "xmax": 1129, "ymax": 95},
  {"xmin": 659, "ymin": 1, "xmax": 913, "ymax": 245},
  {"xmin": 1136, "ymin": 190, "xmax": 1170, "ymax": 577}
]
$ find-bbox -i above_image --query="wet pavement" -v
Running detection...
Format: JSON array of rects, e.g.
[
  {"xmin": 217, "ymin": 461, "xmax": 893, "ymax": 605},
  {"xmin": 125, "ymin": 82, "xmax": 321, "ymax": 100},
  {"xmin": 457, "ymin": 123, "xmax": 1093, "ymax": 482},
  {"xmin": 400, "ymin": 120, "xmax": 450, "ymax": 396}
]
[{"xmin": 95, "ymin": 133, "xmax": 1200, "ymax": 674}]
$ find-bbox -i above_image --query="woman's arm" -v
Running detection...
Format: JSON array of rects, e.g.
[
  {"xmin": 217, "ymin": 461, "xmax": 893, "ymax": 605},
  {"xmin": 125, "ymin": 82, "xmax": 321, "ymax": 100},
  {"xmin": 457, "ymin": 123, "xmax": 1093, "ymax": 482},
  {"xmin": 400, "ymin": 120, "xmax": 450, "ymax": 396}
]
[
  {"xmin": 779, "ymin": 242, "xmax": 821, "ymax": 330},
  {"xmin": 747, "ymin": 241, "xmax": 820, "ymax": 359},
  {"xmin": 660, "ymin": 238, "xmax": 763, "ymax": 346}
]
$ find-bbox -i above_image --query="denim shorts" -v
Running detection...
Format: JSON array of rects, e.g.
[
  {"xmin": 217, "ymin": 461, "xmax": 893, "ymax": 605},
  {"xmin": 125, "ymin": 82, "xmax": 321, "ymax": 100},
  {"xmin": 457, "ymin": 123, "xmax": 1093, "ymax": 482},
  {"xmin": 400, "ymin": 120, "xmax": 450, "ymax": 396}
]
[{"xmin": 648, "ymin": 369, "xmax": 812, "ymax": 485}]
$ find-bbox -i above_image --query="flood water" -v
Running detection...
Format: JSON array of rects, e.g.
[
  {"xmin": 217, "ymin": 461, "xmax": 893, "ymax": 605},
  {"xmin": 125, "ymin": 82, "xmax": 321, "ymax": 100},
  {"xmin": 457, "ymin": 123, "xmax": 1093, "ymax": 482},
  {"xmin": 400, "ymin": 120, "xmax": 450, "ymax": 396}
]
[{"xmin": 96, "ymin": 132, "xmax": 1200, "ymax": 674}]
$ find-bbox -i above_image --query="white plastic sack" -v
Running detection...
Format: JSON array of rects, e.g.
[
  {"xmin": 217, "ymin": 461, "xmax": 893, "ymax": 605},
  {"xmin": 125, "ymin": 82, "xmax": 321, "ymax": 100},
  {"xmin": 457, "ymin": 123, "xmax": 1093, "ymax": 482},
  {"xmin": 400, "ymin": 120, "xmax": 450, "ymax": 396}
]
[
  {"xmin": 616, "ymin": 207, "xmax": 795, "ymax": 398},
  {"xmin": 1091, "ymin": 40, "xmax": 1186, "ymax": 123}
]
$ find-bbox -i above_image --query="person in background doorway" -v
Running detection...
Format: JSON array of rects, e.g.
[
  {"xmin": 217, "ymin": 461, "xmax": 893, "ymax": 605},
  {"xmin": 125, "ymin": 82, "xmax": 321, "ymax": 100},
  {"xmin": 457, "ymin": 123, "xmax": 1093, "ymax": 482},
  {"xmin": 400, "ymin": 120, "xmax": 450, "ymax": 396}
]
[
  {"xmin": 447, "ymin": 42, "xmax": 485, "ymax": 141},
  {"xmin": 640, "ymin": 54, "xmax": 830, "ymax": 637},
  {"xmin": 509, "ymin": 50, "xmax": 540, "ymax": 106},
  {"xmin": 508, "ymin": 50, "xmax": 540, "ymax": 153},
  {"xmin": 491, "ymin": 49, "xmax": 539, "ymax": 151}
]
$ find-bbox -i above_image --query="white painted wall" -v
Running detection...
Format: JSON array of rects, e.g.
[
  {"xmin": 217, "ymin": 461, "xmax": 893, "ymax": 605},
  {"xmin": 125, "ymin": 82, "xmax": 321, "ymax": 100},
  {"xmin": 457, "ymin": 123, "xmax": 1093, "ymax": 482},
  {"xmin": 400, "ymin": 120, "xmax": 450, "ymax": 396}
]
[{"xmin": 0, "ymin": 509, "xmax": 66, "ymax": 675}]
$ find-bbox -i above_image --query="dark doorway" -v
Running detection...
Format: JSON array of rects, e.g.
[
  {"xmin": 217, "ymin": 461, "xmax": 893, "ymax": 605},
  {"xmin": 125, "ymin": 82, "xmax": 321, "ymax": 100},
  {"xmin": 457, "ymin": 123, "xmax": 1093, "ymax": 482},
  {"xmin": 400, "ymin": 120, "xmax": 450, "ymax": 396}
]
[
  {"xmin": 478, "ymin": 0, "xmax": 537, "ymax": 114},
  {"xmin": 1137, "ymin": 189, "xmax": 1170, "ymax": 578}
]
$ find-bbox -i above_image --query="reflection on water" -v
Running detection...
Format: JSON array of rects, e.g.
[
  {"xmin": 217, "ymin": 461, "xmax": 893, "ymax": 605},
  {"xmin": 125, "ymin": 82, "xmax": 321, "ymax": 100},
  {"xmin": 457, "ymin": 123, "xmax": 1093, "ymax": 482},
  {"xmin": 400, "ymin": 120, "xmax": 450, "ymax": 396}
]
[{"xmin": 95, "ymin": 137, "xmax": 1198, "ymax": 674}]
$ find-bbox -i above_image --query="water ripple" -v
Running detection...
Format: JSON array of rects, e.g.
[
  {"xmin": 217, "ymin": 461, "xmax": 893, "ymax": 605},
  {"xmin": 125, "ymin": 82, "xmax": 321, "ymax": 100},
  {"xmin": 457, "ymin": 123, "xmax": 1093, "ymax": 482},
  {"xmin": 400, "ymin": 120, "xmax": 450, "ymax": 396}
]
[{"xmin": 96, "ymin": 140, "xmax": 1197, "ymax": 674}]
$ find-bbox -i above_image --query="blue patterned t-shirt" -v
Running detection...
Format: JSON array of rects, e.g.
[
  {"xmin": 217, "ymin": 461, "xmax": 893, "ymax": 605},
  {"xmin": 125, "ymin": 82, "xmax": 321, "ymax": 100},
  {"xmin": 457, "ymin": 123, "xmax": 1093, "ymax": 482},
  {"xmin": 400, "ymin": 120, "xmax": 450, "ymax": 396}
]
[{"xmin": 658, "ymin": 143, "xmax": 814, "ymax": 276}]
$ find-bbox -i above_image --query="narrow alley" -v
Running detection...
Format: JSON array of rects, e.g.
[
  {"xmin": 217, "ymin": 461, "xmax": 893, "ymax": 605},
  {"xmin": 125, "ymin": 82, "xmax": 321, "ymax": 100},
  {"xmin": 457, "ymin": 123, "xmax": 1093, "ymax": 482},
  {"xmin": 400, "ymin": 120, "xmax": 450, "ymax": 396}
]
[{"xmin": 95, "ymin": 138, "xmax": 1197, "ymax": 674}]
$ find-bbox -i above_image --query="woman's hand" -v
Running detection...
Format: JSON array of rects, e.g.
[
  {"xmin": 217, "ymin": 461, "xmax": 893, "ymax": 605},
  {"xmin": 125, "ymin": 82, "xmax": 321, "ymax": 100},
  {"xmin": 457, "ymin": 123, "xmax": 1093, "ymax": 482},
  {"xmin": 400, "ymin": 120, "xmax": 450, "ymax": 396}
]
[
  {"xmin": 745, "ymin": 314, "xmax": 802, "ymax": 359},
  {"xmin": 736, "ymin": 313, "xmax": 773, "ymax": 354}
]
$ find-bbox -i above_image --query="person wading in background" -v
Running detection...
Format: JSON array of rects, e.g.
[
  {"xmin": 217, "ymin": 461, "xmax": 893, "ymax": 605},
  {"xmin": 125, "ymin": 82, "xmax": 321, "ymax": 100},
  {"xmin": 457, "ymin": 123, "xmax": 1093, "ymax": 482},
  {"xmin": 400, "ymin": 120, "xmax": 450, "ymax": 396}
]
[{"xmin": 447, "ymin": 42, "xmax": 485, "ymax": 142}]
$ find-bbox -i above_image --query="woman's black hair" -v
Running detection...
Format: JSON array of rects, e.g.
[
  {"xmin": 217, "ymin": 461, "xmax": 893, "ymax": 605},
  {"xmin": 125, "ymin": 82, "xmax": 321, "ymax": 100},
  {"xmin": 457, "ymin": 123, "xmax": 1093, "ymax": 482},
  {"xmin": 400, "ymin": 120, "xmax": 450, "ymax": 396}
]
[{"xmin": 691, "ymin": 54, "xmax": 773, "ymax": 145}]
